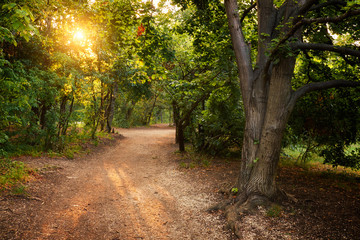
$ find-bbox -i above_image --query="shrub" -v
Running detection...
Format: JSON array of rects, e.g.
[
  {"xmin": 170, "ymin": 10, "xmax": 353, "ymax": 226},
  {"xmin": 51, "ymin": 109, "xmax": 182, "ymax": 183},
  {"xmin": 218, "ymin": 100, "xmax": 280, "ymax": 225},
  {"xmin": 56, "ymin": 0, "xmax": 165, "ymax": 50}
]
[{"xmin": 0, "ymin": 158, "xmax": 29, "ymax": 193}]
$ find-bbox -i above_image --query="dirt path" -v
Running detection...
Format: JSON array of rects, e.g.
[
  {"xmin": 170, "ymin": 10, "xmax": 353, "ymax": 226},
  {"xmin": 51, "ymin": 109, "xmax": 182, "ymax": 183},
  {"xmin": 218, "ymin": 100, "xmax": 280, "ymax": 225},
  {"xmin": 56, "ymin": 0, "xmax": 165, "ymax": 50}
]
[{"xmin": 1, "ymin": 126, "xmax": 233, "ymax": 240}]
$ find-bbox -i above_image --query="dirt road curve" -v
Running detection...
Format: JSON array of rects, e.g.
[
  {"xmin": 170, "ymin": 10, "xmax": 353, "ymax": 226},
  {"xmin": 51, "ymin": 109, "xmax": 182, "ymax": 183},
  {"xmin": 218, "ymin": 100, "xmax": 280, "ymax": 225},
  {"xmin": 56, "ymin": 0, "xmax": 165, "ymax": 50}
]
[{"xmin": 0, "ymin": 126, "xmax": 233, "ymax": 240}]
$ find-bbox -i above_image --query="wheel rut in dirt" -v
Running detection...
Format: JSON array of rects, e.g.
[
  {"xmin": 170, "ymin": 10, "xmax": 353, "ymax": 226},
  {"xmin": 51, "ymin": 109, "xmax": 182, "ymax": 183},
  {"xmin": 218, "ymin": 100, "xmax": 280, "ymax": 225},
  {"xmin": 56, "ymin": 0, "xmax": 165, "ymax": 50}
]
[{"xmin": 1, "ymin": 126, "xmax": 232, "ymax": 240}]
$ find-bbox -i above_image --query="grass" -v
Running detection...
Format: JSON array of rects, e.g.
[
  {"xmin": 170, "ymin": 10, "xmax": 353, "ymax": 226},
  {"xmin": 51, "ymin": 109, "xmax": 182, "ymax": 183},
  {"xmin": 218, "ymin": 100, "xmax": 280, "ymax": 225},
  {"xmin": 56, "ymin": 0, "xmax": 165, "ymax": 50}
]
[
  {"xmin": 178, "ymin": 146, "xmax": 214, "ymax": 169},
  {"xmin": 0, "ymin": 158, "xmax": 30, "ymax": 195},
  {"xmin": 64, "ymin": 145, "xmax": 82, "ymax": 159},
  {"xmin": 282, "ymin": 144, "xmax": 360, "ymax": 170},
  {"xmin": 0, "ymin": 128, "xmax": 117, "ymax": 194},
  {"xmin": 60, "ymin": 129, "xmax": 114, "ymax": 159},
  {"xmin": 96, "ymin": 131, "xmax": 114, "ymax": 140},
  {"xmin": 282, "ymin": 145, "xmax": 323, "ymax": 165},
  {"xmin": 281, "ymin": 145, "xmax": 360, "ymax": 191}
]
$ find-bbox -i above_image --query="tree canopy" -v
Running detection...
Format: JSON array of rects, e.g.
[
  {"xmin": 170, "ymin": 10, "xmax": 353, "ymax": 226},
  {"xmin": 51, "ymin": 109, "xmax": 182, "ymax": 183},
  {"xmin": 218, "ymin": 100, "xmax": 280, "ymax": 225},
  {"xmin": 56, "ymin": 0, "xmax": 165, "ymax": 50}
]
[{"xmin": 1, "ymin": 2, "xmax": 360, "ymax": 237}]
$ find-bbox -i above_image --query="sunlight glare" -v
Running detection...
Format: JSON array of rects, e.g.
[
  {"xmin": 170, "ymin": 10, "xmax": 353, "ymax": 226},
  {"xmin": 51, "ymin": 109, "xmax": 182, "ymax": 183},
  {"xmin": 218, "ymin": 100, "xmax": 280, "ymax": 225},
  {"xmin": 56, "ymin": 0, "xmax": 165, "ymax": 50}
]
[{"xmin": 74, "ymin": 29, "xmax": 85, "ymax": 41}]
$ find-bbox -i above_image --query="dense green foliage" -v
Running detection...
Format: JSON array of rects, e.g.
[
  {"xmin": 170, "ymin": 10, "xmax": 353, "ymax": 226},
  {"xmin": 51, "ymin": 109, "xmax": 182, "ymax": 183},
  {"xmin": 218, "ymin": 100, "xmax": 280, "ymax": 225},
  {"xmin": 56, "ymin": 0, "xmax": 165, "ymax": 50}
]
[
  {"xmin": 1, "ymin": 0, "xmax": 359, "ymax": 195},
  {"xmin": 286, "ymin": 28, "xmax": 360, "ymax": 169},
  {"xmin": 0, "ymin": 0, "xmax": 156, "ymax": 158},
  {"xmin": 0, "ymin": 158, "xmax": 28, "ymax": 193}
]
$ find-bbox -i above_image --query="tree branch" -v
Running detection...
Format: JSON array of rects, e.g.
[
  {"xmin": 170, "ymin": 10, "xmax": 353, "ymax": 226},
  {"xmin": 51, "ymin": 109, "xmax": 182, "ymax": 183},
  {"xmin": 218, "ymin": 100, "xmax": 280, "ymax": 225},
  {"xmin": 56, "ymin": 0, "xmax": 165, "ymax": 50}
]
[
  {"xmin": 301, "ymin": 8, "xmax": 360, "ymax": 25},
  {"xmin": 180, "ymin": 91, "xmax": 210, "ymax": 128},
  {"xmin": 292, "ymin": 80, "xmax": 360, "ymax": 103},
  {"xmin": 224, "ymin": 0, "xmax": 253, "ymax": 105},
  {"xmin": 309, "ymin": 0, "xmax": 347, "ymax": 12},
  {"xmin": 287, "ymin": 8, "xmax": 360, "ymax": 47},
  {"xmin": 297, "ymin": 0, "xmax": 319, "ymax": 16},
  {"xmin": 291, "ymin": 42, "xmax": 360, "ymax": 58},
  {"xmin": 288, "ymin": 8, "xmax": 360, "ymax": 48},
  {"xmin": 263, "ymin": 7, "xmax": 360, "ymax": 76},
  {"xmin": 180, "ymin": 70, "xmax": 222, "ymax": 127},
  {"xmin": 240, "ymin": 2, "xmax": 256, "ymax": 23}
]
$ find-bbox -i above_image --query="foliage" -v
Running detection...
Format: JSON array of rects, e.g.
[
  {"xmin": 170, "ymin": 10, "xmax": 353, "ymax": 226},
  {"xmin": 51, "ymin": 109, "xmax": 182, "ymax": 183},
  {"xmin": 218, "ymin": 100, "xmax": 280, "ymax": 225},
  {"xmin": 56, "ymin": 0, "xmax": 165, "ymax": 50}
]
[
  {"xmin": 178, "ymin": 149, "xmax": 213, "ymax": 169},
  {"xmin": 1, "ymin": 0, "xmax": 359, "ymax": 201},
  {"xmin": 0, "ymin": 158, "xmax": 28, "ymax": 193},
  {"xmin": 288, "ymin": 50, "xmax": 360, "ymax": 169},
  {"xmin": 187, "ymin": 81, "xmax": 244, "ymax": 155},
  {"xmin": 0, "ymin": 1, "xmax": 37, "ymax": 45},
  {"xmin": 162, "ymin": 2, "xmax": 245, "ymax": 152}
]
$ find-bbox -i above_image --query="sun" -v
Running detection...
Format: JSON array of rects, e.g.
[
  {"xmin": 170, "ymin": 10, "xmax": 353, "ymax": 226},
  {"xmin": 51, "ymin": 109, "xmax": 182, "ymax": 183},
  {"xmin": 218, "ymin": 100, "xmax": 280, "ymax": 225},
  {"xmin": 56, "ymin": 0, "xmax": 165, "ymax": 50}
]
[{"xmin": 73, "ymin": 29, "xmax": 85, "ymax": 41}]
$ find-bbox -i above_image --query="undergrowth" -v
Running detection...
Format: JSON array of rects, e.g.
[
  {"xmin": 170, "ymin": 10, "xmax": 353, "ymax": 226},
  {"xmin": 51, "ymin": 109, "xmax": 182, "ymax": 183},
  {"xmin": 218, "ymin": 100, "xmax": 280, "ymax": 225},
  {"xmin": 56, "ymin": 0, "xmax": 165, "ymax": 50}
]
[
  {"xmin": 280, "ymin": 147, "xmax": 360, "ymax": 191},
  {"xmin": 178, "ymin": 146, "xmax": 213, "ymax": 169},
  {"xmin": 0, "ymin": 129, "xmax": 115, "ymax": 194},
  {"xmin": 0, "ymin": 158, "xmax": 29, "ymax": 195}
]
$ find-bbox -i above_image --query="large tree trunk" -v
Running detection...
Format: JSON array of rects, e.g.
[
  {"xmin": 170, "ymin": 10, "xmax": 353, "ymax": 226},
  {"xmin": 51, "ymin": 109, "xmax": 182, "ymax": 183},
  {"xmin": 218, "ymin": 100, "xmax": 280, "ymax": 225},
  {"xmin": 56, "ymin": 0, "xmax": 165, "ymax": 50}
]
[
  {"xmin": 223, "ymin": 0, "xmax": 299, "ymax": 207},
  {"xmin": 237, "ymin": 58, "xmax": 296, "ymax": 205},
  {"xmin": 221, "ymin": 0, "xmax": 360, "ymax": 237}
]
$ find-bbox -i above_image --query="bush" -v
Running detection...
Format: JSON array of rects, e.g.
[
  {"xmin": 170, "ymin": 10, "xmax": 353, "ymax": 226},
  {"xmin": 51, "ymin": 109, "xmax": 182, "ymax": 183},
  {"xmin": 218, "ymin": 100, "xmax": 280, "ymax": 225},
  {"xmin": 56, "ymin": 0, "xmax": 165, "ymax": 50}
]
[
  {"xmin": 0, "ymin": 158, "xmax": 29, "ymax": 193},
  {"xmin": 187, "ymin": 84, "xmax": 244, "ymax": 155}
]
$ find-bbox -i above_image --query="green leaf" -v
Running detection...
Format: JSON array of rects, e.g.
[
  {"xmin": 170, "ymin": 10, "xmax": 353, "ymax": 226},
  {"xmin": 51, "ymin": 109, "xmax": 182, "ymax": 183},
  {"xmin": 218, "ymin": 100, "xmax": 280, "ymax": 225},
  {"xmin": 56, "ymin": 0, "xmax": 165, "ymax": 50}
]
[{"xmin": 2, "ymin": 3, "xmax": 16, "ymax": 10}]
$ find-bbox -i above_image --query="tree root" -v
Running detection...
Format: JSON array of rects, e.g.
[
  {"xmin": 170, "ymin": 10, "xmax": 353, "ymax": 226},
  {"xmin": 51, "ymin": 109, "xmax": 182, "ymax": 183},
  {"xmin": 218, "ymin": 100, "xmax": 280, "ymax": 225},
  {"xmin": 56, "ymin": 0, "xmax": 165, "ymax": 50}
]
[
  {"xmin": 209, "ymin": 191, "xmax": 294, "ymax": 238},
  {"xmin": 207, "ymin": 199, "xmax": 233, "ymax": 213},
  {"xmin": 207, "ymin": 183, "xmax": 298, "ymax": 238},
  {"xmin": 225, "ymin": 194, "xmax": 273, "ymax": 236}
]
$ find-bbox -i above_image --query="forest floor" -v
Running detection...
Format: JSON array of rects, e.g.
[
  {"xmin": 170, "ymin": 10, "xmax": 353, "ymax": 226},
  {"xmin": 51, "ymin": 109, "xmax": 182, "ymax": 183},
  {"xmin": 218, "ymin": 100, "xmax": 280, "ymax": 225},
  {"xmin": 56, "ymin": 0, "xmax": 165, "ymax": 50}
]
[{"xmin": 1, "ymin": 125, "xmax": 360, "ymax": 240}]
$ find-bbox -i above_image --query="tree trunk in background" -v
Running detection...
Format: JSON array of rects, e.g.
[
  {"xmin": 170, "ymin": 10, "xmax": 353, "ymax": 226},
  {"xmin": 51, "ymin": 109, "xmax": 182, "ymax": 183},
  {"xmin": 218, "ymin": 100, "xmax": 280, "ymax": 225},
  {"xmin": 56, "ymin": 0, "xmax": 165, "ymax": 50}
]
[
  {"xmin": 177, "ymin": 122, "xmax": 185, "ymax": 152},
  {"xmin": 146, "ymin": 94, "xmax": 157, "ymax": 125},
  {"xmin": 61, "ymin": 96, "xmax": 74, "ymax": 136},
  {"xmin": 57, "ymin": 96, "xmax": 68, "ymax": 137},
  {"xmin": 106, "ymin": 83, "xmax": 117, "ymax": 133},
  {"xmin": 169, "ymin": 106, "xmax": 173, "ymax": 126},
  {"xmin": 39, "ymin": 103, "xmax": 48, "ymax": 130},
  {"xmin": 125, "ymin": 101, "xmax": 136, "ymax": 122},
  {"xmin": 99, "ymin": 86, "xmax": 107, "ymax": 132},
  {"xmin": 172, "ymin": 101, "xmax": 180, "ymax": 143}
]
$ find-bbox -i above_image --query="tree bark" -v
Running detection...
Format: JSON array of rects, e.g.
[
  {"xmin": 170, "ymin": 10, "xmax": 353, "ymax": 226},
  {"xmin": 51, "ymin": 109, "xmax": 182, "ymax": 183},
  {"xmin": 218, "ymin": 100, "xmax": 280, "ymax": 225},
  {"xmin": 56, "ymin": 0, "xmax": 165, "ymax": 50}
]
[
  {"xmin": 172, "ymin": 101, "xmax": 180, "ymax": 143},
  {"xmin": 238, "ymin": 57, "xmax": 296, "ymax": 203},
  {"xmin": 61, "ymin": 96, "xmax": 74, "ymax": 136},
  {"xmin": 224, "ymin": 0, "xmax": 298, "ymax": 206},
  {"xmin": 220, "ymin": 2, "xmax": 360, "ymax": 238},
  {"xmin": 177, "ymin": 122, "xmax": 185, "ymax": 152},
  {"xmin": 125, "ymin": 100, "xmax": 136, "ymax": 122},
  {"xmin": 106, "ymin": 82, "xmax": 117, "ymax": 133},
  {"xmin": 146, "ymin": 94, "xmax": 157, "ymax": 125}
]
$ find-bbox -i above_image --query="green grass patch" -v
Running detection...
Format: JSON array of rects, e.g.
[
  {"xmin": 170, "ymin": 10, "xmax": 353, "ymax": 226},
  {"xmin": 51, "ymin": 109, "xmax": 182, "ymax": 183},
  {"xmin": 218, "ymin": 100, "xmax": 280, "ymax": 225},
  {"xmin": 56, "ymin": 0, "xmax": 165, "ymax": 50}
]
[
  {"xmin": 60, "ymin": 129, "xmax": 114, "ymax": 159},
  {"xmin": 282, "ymin": 145, "xmax": 323, "ymax": 164},
  {"xmin": 281, "ymin": 145, "xmax": 360, "ymax": 192},
  {"xmin": 0, "ymin": 129, "xmax": 117, "ymax": 194},
  {"xmin": 0, "ymin": 158, "xmax": 29, "ymax": 194},
  {"xmin": 63, "ymin": 144, "xmax": 83, "ymax": 159},
  {"xmin": 178, "ymin": 147, "xmax": 213, "ymax": 169},
  {"xmin": 96, "ymin": 131, "xmax": 114, "ymax": 140}
]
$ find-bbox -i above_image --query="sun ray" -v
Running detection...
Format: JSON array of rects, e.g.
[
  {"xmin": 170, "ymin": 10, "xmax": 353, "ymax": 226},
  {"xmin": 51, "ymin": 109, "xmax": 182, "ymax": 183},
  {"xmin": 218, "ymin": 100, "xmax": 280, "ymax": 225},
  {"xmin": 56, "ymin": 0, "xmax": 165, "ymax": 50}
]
[{"xmin": 73, "ymin": 29, "xmax": 85, "ymax": 41}]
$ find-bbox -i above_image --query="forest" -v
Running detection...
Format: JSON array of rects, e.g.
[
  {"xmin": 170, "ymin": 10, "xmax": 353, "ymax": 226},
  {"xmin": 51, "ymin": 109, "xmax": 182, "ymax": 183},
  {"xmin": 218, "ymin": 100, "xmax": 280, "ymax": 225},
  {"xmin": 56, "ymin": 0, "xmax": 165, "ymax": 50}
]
[{"xmin": 0, "ymin": 0, "xmax": 360, "ymax": 238}]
